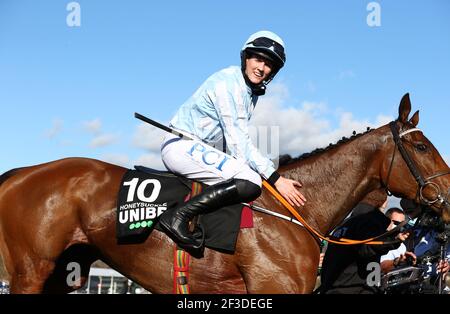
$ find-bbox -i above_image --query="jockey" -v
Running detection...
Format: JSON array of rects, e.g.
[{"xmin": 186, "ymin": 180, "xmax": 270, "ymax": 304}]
[{"xmin": 159, "ymin": 30, "xmax": 306, "ymax": 252}]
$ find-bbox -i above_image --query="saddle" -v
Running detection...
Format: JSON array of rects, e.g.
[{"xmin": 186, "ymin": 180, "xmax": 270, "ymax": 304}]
[{"xmin": 116, "ymin": 166, "xmax": 251, "ymax": 253}]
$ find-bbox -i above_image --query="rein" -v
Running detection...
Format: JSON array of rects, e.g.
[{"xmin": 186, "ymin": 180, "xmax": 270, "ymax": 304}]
[
  {"xmin": 261, "ymin": 181, "xmax": 395, "ymax": 245},
  {"xmin": 247, "ymin": 198, "xmax": 405, "ymax": 246}
]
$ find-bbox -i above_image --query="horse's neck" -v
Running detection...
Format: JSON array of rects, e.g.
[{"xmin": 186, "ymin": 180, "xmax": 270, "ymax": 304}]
[{"xmin": 279, "ymin": 129, "xmax": 387, "ymax": 234}]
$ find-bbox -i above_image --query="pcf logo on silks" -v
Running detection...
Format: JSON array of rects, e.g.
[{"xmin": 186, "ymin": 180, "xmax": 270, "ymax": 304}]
[{"xmin": 187, "ymin": 143, "xmax": 230, "ymax": 171}]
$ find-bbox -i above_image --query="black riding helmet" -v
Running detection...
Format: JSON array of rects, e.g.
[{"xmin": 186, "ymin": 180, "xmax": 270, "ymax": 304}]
[{"xmin": 240, "ymin": 31, "xmax": 286, "ymax": 95}]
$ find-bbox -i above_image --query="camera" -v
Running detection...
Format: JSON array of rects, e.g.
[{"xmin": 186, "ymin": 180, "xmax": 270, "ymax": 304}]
[
  {"xmin": 381, "ymin": 265, "xmax": 425, "ymax": 293},
  {"xmin": 413, "ymin": 209, "xmax": 450, "ymax": 237},
  {"xmin": 418, "ymin": 214, "xmax": 448, "ymax": 233},
  {"xmin": 382, "ymin": 207, "xmax": 449, "ymax": 294}
]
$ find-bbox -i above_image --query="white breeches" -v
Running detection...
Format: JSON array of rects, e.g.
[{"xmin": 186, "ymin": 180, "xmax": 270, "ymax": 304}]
[{"xmin": 161, "ymin": 134, "xmax": 262, "ymax": 187}]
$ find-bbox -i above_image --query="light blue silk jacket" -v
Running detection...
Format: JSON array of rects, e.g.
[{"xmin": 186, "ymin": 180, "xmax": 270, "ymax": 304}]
[{"xmin": 169, "ymin": 66, "xmax": 276, "ymax": 179}]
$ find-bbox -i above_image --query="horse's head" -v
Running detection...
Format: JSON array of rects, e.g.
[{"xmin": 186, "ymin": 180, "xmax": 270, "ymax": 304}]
[{"xmin": 380, "ymin": 93, "xmax": 450, "ymax": 222}]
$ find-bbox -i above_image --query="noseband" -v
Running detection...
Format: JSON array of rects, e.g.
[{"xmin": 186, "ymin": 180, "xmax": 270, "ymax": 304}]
[{"xmin": 385, "ymin": 121, "xmax": 450, "ymax": 208}]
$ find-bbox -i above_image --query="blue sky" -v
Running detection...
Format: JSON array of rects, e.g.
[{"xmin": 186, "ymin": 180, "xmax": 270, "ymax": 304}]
[{"xmin": 1, "ymin": 0, "xmax": 449, "ymax": 179}]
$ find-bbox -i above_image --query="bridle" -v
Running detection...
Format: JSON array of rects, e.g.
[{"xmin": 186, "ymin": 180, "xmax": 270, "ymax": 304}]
[{"xmin": 384, "ymin": 120, "xmax": 450, "ymax": 208}]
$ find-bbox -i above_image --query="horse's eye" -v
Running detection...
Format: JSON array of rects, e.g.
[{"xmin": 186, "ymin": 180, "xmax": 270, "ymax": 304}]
[{"xmin": 416, "ymin": 143, "xmax": 428, "ymax": 152}]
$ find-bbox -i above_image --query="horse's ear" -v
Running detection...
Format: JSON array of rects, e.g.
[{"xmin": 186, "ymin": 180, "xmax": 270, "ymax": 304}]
[
  {"xmin": 409, "ymin": 110, "xmax": 420, "ymax": 127},
  {"xmin": 398, "ymin": 93, "xmax": 411, "ymax": 123}
]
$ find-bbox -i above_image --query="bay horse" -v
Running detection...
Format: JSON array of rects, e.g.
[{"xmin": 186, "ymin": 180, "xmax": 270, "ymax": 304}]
[{"xmin": 0, "ymin": 93, "xmax": 449, "ymax": 293}]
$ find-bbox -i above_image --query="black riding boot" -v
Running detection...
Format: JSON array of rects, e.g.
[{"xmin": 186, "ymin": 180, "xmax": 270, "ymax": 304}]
[{"xmin": 158, "ymin": 178, "xmax": 261, "ymax": 252}]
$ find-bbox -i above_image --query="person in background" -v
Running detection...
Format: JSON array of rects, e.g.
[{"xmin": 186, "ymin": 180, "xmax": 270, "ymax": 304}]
[
  {"xmin": 318, "ymin": 189, "xmax": 410, "ymax": 294},
  {"xmin": 380, "ymin": 207, "xmax": 416, "ymax": 273},
  {"xmin": 380, "ymin": 199, "xmax": 449, "ymax": 293}
]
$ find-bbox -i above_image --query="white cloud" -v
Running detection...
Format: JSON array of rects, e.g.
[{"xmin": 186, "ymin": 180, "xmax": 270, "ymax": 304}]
[
  {"xmin": 83, "ymin": 119, "xmax": 102, "ymax": 134},
  {"xmin": 126, "ymin": 121, "xmax": 169, "ymax": 171},
  {"xmin": 89, "ymin": 134, "xmax": 118, "ymax": 148},
  {"xmin": 44, "ymin": 119, "xmax": 63, "ymax": 139},
  {"xmin": 132, "ymin": 124, "xmax": 167, "ymax": 152},
  {"xmin": 134, "ymin": 153, "xmax": 165, "ymax": 170},
  {"xmin": 82, "ymin": 118, "xmax": 118, "ymax": 148},
  {"xmin": 251, "ymin": 82, "xmax": 394, "ymax": 157},
  {"xmin": 101, "ymin": 153, "xmax": 130, "ymax": 167},
  {"xmin": 99, "ymin": 153, "xmax": 165, "ymax": 170}
]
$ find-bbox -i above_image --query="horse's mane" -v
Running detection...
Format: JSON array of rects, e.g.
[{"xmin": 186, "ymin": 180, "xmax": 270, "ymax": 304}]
[
  {"xmin": 0, "ymin": 168, "xmax": 24, "ymax": 187},
  {"xmin": 279, "ymin": 127, "xmax": 375, "ymax": 166}
]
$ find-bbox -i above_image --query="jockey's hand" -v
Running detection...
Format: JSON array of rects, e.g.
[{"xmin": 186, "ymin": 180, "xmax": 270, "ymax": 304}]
[{"xmin": 274, "ymin": 176, "xmax": 306, "ymax": 207}]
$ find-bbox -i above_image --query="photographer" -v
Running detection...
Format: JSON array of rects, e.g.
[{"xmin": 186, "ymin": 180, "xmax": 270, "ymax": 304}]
[
  {"xmin": 318, "ymin": 191, "xmax": 411, "ymax": 294},
  {"xmin": 380, "ymin": 207, "xmax": 417, "ymax": 274},
  {"xmin": 380, "ymin": 199, "xmax": 450, "ymax": 293}
]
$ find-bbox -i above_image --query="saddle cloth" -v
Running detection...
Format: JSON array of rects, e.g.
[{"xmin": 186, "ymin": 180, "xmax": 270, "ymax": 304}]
[{"xmin": 116, "ymin": 166, "xmax": 252, "ymax": 253}]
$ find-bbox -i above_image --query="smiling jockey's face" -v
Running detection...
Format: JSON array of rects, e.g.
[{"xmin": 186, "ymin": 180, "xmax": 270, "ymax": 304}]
[{"xmin": 244, "ymin": 54, "xmax": 273, "ymax": 85}]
